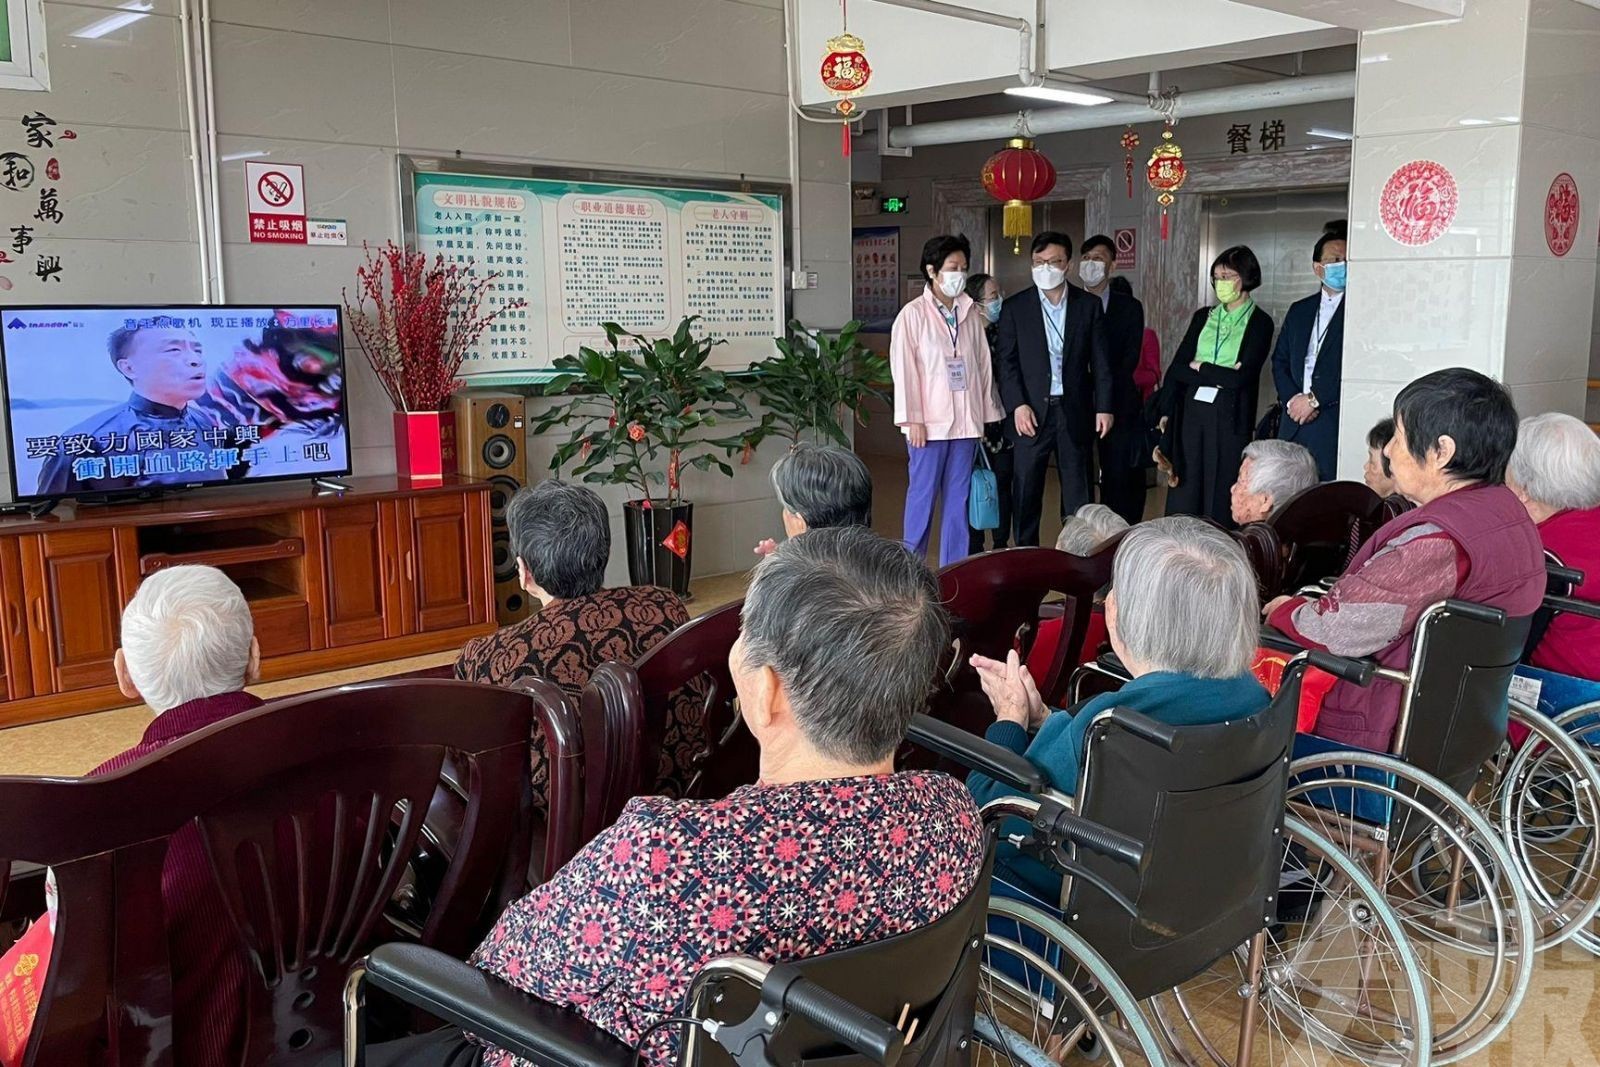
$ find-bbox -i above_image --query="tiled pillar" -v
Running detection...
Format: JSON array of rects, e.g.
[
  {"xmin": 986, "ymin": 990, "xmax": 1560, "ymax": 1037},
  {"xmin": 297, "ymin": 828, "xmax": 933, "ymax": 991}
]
[{"xmin": 1338, "ymin": 0, "xmax": 1600, "ymax": 477}]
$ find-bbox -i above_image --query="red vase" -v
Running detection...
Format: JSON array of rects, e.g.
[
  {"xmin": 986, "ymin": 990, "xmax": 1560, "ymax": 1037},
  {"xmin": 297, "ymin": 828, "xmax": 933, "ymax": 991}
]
[{"xmin": 393, "ymin": 410, "xmax": 459, "ymax": 481}]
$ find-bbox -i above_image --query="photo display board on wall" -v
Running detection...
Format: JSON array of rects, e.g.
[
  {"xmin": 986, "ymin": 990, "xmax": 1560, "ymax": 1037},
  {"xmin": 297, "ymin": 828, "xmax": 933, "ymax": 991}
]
[{"xmin": 405, "ymin": 158, "xmax": 787, "ymax": 380}]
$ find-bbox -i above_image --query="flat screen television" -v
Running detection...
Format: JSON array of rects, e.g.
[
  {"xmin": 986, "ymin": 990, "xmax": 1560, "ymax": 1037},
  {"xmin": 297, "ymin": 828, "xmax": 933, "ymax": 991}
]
[{"xmin": 0, "ymin": 305, "xmax": 351, "ymax": 501}]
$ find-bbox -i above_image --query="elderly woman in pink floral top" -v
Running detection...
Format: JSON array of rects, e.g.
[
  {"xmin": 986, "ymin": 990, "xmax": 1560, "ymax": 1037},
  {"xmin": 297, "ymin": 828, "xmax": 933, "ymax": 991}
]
[{"xmin": 366, "ymin": 528, "xmax": 986, "ymax": 1066}]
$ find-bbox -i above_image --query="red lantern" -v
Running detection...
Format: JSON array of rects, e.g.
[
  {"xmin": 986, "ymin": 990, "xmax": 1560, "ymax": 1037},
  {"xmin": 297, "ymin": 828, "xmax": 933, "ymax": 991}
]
[
  {"xmin": 1146, "ymin": 124, "xmax": 1187, "ymax": 240},
  {"xmin": 982, "ymin": 137, "xmax": 1057, "ymax": 254},
  {"xmin": 820, "ymin": 33, "xmax": 870, "ymax": 156}
]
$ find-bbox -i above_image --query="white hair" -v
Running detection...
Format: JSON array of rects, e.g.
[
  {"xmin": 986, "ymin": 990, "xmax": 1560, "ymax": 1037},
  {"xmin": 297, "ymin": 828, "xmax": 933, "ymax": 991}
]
[
  {"xmin": 1242, "ymin": 439, "xmax": 1319, "ymax": 515},
  {"xmin": 1509, "ymin": 412, "xmax": 1600, "ymax": 512},
  {"xmin": 1074, "ymin": 503, "xmax": 1131, "ymax": 542},
  {"xmin": 1111, "ymin": 516, "xmax": 1256, "ymax": 678},
  {"xmin": 120, "ymin": 565, "xmax": 255, "ymax": 713},
  {"xmin": 1055, "ymin": 516, "xmax": 1100, "ymax": 556}
]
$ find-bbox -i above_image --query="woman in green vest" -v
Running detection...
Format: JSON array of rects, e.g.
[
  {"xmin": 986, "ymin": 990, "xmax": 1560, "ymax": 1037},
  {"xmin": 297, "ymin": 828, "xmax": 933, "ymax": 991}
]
[{"xmin": 1154, "ymin": 245, "xmax": 1275, "ymax": 523}]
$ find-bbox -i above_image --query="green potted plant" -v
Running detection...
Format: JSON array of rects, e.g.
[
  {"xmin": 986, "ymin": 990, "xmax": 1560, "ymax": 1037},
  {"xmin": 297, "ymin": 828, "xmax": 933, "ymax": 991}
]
[
  {"xmin": 741, "ymin": 319, "xmax": 890, "ymax": 448},
  {"xmin": 534, "ymin": 317, "xmax": 748, "ymax": 594}
]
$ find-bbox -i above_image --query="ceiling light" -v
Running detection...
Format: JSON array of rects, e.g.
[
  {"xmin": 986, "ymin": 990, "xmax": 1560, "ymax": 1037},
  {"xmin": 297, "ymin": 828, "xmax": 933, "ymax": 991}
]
[
  {"xmin": 72, "ymin": 3, "xmax": 153, "ymax": 39},
  {"xmin": 1458, "ymin": 118, "xmax": 1492, "ymax": 126},
  {"xmin": 1306, "ymin": 127, "xmax": 1352, "ymax": 141},
  {"xmin": 1004, "ymin": 85, "xmax": 1114, "ymax": 106},
  {"xmin": 221, "ymin": 150, "xmax": 269, "ymax": 162}
]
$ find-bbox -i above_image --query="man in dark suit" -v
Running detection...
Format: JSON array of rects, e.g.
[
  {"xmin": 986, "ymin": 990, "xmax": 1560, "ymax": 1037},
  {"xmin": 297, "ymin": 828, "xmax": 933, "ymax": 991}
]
[
  {"xmin": 1272, "ymin": 223, "xmax": 1346, "ymax": 480},
  {"xmin": 996, "ymin": 231, "xmax": 1113, "ymax": 546},
  {"xmin": 1078, "ymin": 234, "xmax": 1147, "ymax": 524}
]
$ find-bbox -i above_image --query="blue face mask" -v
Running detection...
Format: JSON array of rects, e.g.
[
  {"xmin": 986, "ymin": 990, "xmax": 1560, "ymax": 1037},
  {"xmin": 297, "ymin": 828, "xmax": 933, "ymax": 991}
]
[
  {"xmin": 982, "ymin": 298, "xmax": 1002, "ymax": 323},
  {"xmin": 1322, "ymin": 261, "xmax": 1347, "ymax": 291}
]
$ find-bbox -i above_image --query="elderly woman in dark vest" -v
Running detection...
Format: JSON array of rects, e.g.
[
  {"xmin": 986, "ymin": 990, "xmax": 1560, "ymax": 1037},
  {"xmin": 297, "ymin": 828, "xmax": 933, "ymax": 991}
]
[{"xmin": 1265, "ymin": 368, "xmax": 1545, "ymax": 751}]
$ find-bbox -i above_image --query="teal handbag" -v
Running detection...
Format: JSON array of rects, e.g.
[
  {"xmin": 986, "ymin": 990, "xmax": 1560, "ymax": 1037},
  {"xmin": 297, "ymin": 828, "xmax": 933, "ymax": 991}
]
[{"xmin": 968, "ymin": 443, "xmax": 1000, "ymax": 531}]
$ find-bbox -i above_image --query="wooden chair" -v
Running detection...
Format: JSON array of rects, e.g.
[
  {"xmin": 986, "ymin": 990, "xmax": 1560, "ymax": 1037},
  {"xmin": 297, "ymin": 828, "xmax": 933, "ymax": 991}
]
[
  {"xmin": 933, "ymin": 541, "xmax": 1121, "ymax": 730},
  {"xmin": 578, "ymin": 661, "xmax": 648, "ymax": 847},
  {"xmin": 1231, "ymin": 522, "xmax": 1286, "ymax": 603},
  {"xmin": 0, "ymin": 678, "xmax": 532, "ymax": 1066},
  {"xmin": 1269, "ymin": 481, "xmax": 1381, "ymax": 592},
  {"xmin": 632, "ymin": 600, "xmax": 751, "ymax": 800}
]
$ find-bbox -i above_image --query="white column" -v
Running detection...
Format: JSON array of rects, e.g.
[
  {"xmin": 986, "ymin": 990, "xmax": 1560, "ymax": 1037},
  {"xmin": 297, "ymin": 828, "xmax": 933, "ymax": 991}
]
[{"xmin": 1337, "ymin": 0, "xmax": 1600, "ymax": 477}]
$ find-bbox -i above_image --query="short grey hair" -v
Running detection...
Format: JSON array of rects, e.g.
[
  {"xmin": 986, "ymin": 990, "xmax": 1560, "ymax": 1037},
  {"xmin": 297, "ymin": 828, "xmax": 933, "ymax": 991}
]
[
  {"xmin": 1111, "ymin": 516, "xmax": 1256, "ymax": 678},
  {"xmin": 121, "ymin": 565, "xmax": 255, "ymax": 713},
  {"xmin": 770, "ymin": 443, "xmax": 873, "ymax": 529},
  {"xmin": 1055, "ymin": 517, "xmax": 1100, "ymax": 556},
  {"xmin": 1242, "ymin": 439, "xmax": 1319, "ymax": 515},
  {"xmin": 1509, "ymin": 412, "xmax": 1600, "ymax": 512},
  {"xmin": 740, "ymin": 527, "xmax": 947, "ymax": 763},
  {"xmin": 1075, "ymin": 503, "xmax": 1130, "ymax": 542},
  {"xmin": 509, "ymin": 480, "xmax": 610, "ymax": 598}
]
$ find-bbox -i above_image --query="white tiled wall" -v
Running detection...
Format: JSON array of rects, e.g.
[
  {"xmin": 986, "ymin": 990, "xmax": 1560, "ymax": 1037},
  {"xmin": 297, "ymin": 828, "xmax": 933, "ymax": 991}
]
[{"xmin": 0, "ymin": 0, "xmax": 852, "ymax": 579}]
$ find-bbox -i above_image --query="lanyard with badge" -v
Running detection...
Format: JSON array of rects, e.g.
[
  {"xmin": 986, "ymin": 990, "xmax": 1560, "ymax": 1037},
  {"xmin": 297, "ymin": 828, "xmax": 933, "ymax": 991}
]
[
  {"xmin": 940, "ymin": 303, "xmax": 967, "ymax": 391},
  {"xmin": 1195, "ymin": 306, "xmax": 1234, "ymax": 405}
]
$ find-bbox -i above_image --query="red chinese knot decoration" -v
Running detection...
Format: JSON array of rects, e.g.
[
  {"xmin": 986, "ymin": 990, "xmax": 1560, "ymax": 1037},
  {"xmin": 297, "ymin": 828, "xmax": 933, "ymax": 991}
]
[
  {"xmin": 1378, "ymin": 160, "xmax": 1458, "ymax": 247},
  {"xmin": 820, "ymin": 32, "xmax": 870, "ymax": 157},
  {"xmin": 1145, "ymin": 124, "xmax": 1187, "ymax": 240},
  {"xmin": 982, "ymin": 137, "xmax": 1057, "ymax": 254},
  {"xmin": 1546, "ymin": 172, "xmax": 1580, "ymax": 258},
  {"xmin": 1120, "ymin": 128, "xmax": 1140, "ymax": 199}
]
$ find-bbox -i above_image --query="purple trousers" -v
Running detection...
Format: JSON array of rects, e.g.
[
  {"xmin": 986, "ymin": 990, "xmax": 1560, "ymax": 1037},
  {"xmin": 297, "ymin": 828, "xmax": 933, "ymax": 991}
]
[{"xmin": 904, "ymin": 437, "xmax": 978, "ymax": 567}]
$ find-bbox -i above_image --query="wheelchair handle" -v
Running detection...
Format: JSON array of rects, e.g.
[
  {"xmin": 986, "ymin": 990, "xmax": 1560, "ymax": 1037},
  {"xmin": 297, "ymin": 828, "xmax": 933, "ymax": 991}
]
[
  {"xmin": 768, "ymin": 966, "xmax": 904, "ymax": 1066},
  {"xmin": 1545, "ymin": 594, "xmax": 1600, "ymax": 621},
  {"xmin": 1053, "ymin": 810, "xmax": 1145, "ymax": 870},
  {"xmin": 1106, "ymin": 707, "xmax": 1180, "ymax": 751},
  {"xmin": 1547, "ymin": 562, "xmax": 1585, "ymax": 588},
  {"xmin": 1442, "ymin": 599, "xmax": 1505, "ymax": 626},
  {"xmin": 907, "ymin": 713, "xmax": 1048, "ymax": 794},
  {"xmin": 1305, "ymin": 650, "xmax": 1375, "ymax": 687}
]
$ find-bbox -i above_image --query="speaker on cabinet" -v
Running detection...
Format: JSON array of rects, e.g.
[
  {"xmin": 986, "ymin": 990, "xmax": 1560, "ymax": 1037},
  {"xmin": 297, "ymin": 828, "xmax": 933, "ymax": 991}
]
[{"xmin": 452, "ymin": 392, "xmax": 530, "ymax": 625}]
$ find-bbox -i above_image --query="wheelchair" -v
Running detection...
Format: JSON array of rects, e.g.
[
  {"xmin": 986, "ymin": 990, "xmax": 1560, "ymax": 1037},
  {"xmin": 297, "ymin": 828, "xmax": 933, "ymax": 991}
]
[{"xmin": 911, "ymin": 652, "xmax": 1432, "ymax": 1067}]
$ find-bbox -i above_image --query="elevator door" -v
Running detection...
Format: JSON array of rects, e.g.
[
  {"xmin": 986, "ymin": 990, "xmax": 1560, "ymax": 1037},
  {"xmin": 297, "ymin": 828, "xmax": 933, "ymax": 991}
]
[{"xmin": 1200, "ymin": 186, "xmax": 1349, "ymax": 417}]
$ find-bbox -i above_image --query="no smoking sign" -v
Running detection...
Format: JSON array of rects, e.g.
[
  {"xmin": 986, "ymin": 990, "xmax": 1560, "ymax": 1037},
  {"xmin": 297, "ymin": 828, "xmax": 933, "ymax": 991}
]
[{"xmin": 245, "ymin": 160, "xmax": 307, "ymax": 244}]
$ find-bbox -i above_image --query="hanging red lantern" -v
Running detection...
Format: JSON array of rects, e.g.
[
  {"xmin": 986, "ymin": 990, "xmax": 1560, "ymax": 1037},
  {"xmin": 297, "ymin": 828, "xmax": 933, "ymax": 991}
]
[
  {"xmin": 1119, "ymin": 128, "xmax": 1140, "ymax": 199},
  {"xmin": 981, "ymin": 137, "xmax": 1057, "ymax": 254},
  {"xmin": 820, "ymin": 32, "xmax": 870, "ymax": 157},
  {"xmin": 1146, "ymin": 123, "xmax": 1187, "ymax": 240}
]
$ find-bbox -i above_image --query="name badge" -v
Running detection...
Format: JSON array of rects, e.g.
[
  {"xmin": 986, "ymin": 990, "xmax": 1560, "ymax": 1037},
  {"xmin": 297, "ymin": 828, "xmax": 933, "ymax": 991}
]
[
  {"xmin": 1194, "ymin": 385, "xmax": 1220, "ymax": 404},
  {"xmin": 946, "ymin": 358, "xmax": 967, "ymax": 392}
]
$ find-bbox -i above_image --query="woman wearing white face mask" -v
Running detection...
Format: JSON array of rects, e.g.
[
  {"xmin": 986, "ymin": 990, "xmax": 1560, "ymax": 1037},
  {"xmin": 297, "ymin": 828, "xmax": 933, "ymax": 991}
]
[
  {"xmin": 890, "ymin": 234, "xmax": 1003, "ymax": 565},
  {"xmin": 965, "ymin": 272, "xmax": 1013, "ymax": 553},
  {"xmin": 1153, "ymin": 244, "xmax": 1275, "ymax": 524}
]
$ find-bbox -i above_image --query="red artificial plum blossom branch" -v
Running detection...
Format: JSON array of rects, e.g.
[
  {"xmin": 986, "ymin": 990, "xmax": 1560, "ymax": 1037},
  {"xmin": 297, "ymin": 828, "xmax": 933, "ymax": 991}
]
[{"xmin": 343, "ymin": 241, "xmax": 526, "ymax": 412}]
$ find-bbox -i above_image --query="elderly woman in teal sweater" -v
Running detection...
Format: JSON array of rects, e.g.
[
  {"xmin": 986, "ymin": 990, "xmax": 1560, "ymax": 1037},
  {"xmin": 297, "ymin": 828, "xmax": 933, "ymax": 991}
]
[{"xmin": 967, "ymin": 515, "xmax": 1270, "ymax": 901}]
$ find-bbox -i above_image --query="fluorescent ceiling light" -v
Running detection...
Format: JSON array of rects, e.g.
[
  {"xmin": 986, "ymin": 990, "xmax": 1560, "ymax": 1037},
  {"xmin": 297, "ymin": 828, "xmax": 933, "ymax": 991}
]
[
  {"xmin": 221, "ymin": 150, "xmax": 269, "ymax": 162},
  {"xmin": 1005, "ymin": 85, "xmax": 1114, "ymax": 106},
  {"xmin": 72, "ymin": 3, "xmax": 153, "ymax": 39},
  {"xmin": 1306, "ymin": 127, "xmax": 1352, "ymax": 141},
  {"xmin": 1458, "ymin": 118, "xmax": 1492, "ymax": 125}
]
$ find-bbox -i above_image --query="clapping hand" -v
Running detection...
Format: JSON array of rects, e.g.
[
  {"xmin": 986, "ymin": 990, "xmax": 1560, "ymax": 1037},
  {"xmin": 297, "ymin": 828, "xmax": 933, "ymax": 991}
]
[
  {"xmin": 970, "ymin": 650, "xmax": 1048, "ymax": 730},
  {"xmin": 754, "ymin": 539, "xmax": 778, "ymax": 557}
]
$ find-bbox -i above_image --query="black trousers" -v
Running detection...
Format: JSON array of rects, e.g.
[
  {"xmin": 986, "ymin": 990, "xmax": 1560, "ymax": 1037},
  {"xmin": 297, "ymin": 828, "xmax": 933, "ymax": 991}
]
[
  {"xmin": 1012, "ymin": 399, "xmax": 1092, "ymax": 546},
  {"xmin": 1164, "ymin": 392, "xmax": 1245, "ymax": 525},
  {"xmin": 968, "ymin": 425, "xmax": 1015, "ymax": 553},
  {"xmin": 1097, "ymin": 448, "xmax": 1147, "ymax": 525}
]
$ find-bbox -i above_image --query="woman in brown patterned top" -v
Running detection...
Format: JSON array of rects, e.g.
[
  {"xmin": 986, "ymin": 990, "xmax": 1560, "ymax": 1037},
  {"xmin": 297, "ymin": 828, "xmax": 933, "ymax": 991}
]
[{"xmin": 455, "ymin": 480, "xmax": 696, "ymax": 794}]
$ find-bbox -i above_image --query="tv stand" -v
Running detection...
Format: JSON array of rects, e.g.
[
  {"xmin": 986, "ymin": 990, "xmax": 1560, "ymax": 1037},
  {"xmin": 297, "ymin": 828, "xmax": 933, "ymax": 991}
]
[{"xmin": 0, "ymin": 475, "xmax": 495, "ymax": 728}]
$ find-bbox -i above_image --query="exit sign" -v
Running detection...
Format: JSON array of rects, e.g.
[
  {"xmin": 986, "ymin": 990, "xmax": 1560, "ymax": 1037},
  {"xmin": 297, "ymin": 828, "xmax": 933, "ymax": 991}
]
[{"xmin": 880, "ymin": 195, "xmax": 908, "ymax": 214}]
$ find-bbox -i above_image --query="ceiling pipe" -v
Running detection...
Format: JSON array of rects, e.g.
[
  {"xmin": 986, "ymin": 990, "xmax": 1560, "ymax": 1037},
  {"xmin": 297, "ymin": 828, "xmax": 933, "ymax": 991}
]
[
  {"xmin": 888, "ymin": 70, "xmax": 1356, "ymax": 147},
  {"xmin": 868, "ymin": 0, "xmax": 1146, "ymax": 106}
]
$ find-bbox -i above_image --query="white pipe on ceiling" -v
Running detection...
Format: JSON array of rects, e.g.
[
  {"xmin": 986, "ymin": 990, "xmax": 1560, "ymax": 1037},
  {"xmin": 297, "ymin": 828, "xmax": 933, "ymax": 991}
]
[{"xmin": 888, "ymin": 70, "xmax": 1356, "ymax": 147}]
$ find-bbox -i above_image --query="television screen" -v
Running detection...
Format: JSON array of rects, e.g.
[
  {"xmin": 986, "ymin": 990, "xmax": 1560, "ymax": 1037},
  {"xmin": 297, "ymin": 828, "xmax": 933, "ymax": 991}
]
[{"xmin": 1, "ymin": 305, "xmax": 350, "ymax": 500}]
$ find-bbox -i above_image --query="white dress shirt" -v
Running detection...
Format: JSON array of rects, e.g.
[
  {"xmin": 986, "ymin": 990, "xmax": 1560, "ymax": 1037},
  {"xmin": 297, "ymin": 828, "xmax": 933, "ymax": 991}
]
[
  {"xmin": 1302, "ymin": 289, "xmax": 1343, "ymax": 397},
  {"xmin": 1039, "ymin": 288, "xmax": 1067, "ymax": 397}
]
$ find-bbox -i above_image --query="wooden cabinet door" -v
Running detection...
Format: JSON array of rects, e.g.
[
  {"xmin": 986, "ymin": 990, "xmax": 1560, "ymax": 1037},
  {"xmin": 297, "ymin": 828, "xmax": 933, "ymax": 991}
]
[
  {"xmin": 0, "ymin": 537, "xmax": 30, "ymax": 700},
  {"xmin": 317, "ymin": 502, "xmax": 394, "ymax": 647},
  {"xmin": 399, "ymin": 492, "xmax": 485, "ymax": 634},
  {"xmin": 21, "ymin": 528, "xmax": 136, "ymax": 695}
]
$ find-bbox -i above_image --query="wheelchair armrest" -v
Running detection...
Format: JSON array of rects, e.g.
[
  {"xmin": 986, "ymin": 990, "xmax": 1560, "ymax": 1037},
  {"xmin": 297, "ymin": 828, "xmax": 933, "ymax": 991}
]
[
  {"xmin": 1547, "ymin": 562, "xmax": 1585, "ymax": 588},
  {"xmin": 362, "ymin": 943, "xmax": 635, "ymax": 1067},
  {"xmin": 1442, "ymin": 599, "xmax": 1505, "ymax": 626},
  {"xmin": 1258, "ymin": 626, "xmax": 1302, "ymax": 655},
  {"xmin": 1544, "ymin": 594, "xmax": 1600, "ymax": 622},
  {"xmin": 907, "ymin": 714, "xmax": 1046, "ymax": 794}
]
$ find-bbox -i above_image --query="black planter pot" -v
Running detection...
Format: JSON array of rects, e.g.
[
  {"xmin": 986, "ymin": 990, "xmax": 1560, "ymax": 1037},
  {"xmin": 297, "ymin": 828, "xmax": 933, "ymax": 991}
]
[{"xmin": 623, "ymin": 499, "xmax": 694, "ymax": 596}]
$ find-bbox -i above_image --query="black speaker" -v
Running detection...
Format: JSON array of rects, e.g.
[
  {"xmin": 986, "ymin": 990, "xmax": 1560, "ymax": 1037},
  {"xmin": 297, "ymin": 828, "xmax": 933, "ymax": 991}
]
[{"xmin": 452, "ymin": 393, "xmax": 529, "ymax": 625}]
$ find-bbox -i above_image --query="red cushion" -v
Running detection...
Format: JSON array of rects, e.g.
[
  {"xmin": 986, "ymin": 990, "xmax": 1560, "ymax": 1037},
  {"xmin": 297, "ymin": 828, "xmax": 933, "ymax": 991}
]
[{"xmin": 1250, "ymin": 649, "xmax": 1337, "ymax": 732}]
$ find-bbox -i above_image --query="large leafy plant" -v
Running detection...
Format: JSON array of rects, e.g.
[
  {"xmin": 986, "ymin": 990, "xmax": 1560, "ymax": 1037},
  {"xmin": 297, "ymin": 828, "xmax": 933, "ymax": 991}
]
[
  {"xmin": 741, "ymin": 320, "xmax": 890, "ymax": 448},
  {"xmin": 534, "ymin": 318, "xmax": 749, "ymax": 507}
]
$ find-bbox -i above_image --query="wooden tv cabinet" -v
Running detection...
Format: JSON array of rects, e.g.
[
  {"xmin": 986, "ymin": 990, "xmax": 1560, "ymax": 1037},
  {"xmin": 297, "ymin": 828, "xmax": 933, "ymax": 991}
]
[{"xmin": 0, "ymin": 475, "xmax": 496, "ymax": 728}]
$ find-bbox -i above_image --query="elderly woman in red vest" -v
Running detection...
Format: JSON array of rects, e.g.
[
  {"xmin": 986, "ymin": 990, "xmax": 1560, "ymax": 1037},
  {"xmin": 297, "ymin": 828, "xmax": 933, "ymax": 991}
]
[{"xmin": 1265, "ymin": 368, "xmax": 1545, "ymax": 751}]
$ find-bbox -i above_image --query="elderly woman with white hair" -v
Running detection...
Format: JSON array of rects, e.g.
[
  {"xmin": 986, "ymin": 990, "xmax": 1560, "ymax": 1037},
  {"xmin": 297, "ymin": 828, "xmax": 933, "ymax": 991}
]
[
  {"xmin": 968, "ymin": 516, "xmax": 1269, "ymax": 898},
  {"xmin": 1508, "ymin": 411, "xmax": 1600, "ymax": 679},
  {"xmin": 93, "ymin": 565, "xmax": 262, "ymax": 1067},
  {"xmin": 754, "ymin": 442, "xmax": 873, "ymax": 554},
  {"xmin": 1230, "ymin": 438, "xmax": 1319, "ymax": 526}
]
